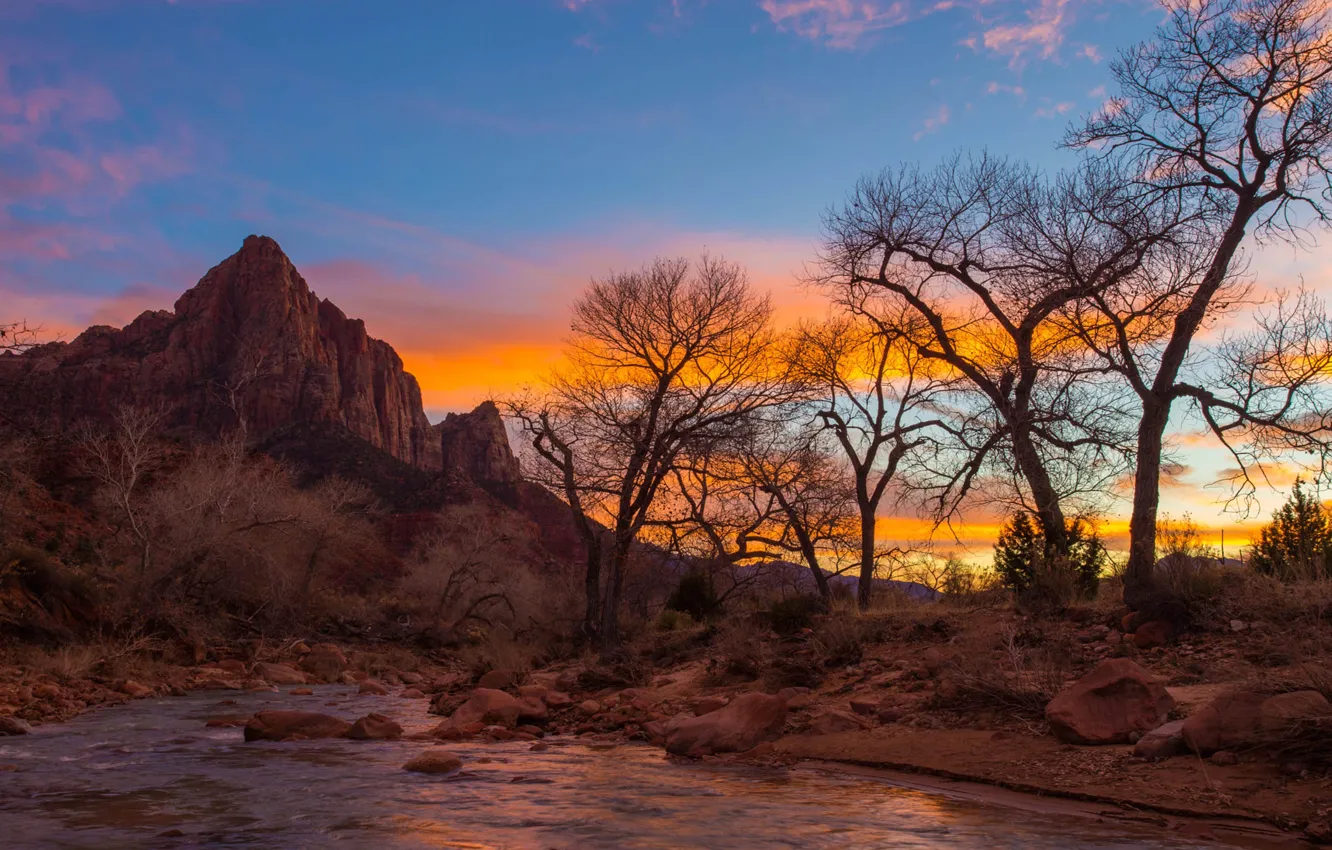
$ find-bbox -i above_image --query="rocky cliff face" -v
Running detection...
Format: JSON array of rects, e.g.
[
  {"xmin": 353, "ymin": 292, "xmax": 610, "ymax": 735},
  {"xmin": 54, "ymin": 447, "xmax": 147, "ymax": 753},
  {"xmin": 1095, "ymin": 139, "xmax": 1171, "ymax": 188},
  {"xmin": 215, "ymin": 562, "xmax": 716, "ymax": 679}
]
[
  {"xmin": 0, "ymin": 235, "xmax": 510, "ymax": 479},
  {"xmin": 436, "ymin": 401, "xmax": 520, "ymax": 488}
]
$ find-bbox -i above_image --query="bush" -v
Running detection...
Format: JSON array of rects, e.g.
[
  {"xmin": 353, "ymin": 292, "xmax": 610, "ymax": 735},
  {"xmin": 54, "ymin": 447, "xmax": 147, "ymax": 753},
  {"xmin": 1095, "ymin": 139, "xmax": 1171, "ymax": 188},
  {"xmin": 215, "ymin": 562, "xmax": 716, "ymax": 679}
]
[
  {"xmin": 765, "ymin": 595, "xmax": 827, "ymax": 636},
  {"xmin": 994, "ymin": 513, "xmax": 1106, "ymax": 612},
  {"xmin": 1250, "ymin": 479, "xmax": 1332, "ymax": 581},
  {"xmin": 811, "ymin": 615, "xmax": 863, "ymax": 667},
  {"xmin": 655, "ymin": 608, "xmax": 696, "ymax": 632},
  {"xmin": 665, "ymin": 570, "xmax": 721, "ymax": 621},
  {"xmin": 931, "ymin": 625, "xmax": 1072, "ymax": 718}
]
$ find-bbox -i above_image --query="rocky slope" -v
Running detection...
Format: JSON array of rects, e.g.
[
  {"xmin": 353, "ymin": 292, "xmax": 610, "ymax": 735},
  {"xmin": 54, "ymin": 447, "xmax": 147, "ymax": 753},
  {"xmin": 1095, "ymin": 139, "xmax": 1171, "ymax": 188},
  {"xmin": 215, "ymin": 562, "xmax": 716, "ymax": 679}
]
[{"xmin": 0, "ymin": 235, "xmax": 451, "ymax": 472}]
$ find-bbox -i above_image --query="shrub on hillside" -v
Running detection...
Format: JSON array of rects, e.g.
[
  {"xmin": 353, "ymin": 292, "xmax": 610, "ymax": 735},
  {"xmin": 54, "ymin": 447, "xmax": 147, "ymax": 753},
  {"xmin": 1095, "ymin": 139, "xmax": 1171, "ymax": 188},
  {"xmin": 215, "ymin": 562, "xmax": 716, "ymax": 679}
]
[
  {"xmin": 765, "ymin": 594, "xmax": 827, "ymax": 636},
  {"xmin": 1250, "ymin": 479, "xmax": 1332, "ymax": 581},
  {"xmin": 664, "ymin": 569, "xmax": 721, "ymax": 621},
  {"xmin": 993, "ymin": 513, "xmax": 1106, "ymax": 612}
]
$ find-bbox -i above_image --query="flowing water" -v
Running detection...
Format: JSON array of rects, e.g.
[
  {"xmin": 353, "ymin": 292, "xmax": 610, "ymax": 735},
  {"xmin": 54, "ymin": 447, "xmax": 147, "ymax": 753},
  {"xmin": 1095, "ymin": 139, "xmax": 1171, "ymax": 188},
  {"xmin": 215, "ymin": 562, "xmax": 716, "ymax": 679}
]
[{"xmin": 0, "ymin": 686, "xmax": 1217, "ymax": 849}]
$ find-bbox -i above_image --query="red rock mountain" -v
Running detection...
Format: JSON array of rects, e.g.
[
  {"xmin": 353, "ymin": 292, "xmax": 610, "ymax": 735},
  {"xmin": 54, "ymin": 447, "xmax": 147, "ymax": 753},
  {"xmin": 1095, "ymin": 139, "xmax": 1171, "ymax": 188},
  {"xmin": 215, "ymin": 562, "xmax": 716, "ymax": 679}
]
[{"xmin": 0, "ymin": 235, "xmax": 518, "ymax": 484}]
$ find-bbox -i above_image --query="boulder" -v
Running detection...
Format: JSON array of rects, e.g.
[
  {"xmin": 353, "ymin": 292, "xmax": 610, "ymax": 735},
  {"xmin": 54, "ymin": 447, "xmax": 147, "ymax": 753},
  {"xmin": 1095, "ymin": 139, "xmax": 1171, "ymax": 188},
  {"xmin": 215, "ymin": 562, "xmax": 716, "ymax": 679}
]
[
  {"xmin": 664, "ymin": 692, "xmax": 788, "ymax": 756},
  {"xmin": 358, "ymin": 680, "xmax": 390, "ymax": 696},
  {"xmin": 254, "ymin": 662, "xmax": 306, "ymax": 686},
  {"xmin": 346, "ymin": 712, "xmax": 404, "ymax": 741},
  {"xmin": 204, "ymin": 715, "xmax": 249, "ymax": 728},
  {"xmin": 518, "ymin": 684, "xmax": 548, "ymax": 701},
  {"xmin": 1044, "ymin": 659, "xmax": 1174, "ymax": 745},
  {"xmin": 120, "ymin": 680, "xmax": 154, "ymax": 698},
  {"xmin": 289, "ymin": 688, "xmax": 314, "ymax": 696},
  {"xmin": 543, "ymin": 690, "xmax": 573, "ymax": 708},
  {"xmin": 555, "ymin": 671, "xmax": 580, "ymax": 691},
  {"xmin": 0, "ymin": 716, "xmax": 32, "ymax": 736},
  {"xmin": 400, "ymin": 689, "xmax": 426, "ymax": 699},
  {"xmin": 578, "ymin": 700, "xmax": 601, "ymax": 716},
  {"xmin": 436, "ymin": 688, "xmax": 532, "ymax": 730},
  {"xmin": 848, "ymin": 697, "xmax": 879, "ymax": 717},
  {"xmin": 692, "ymin": 696, "xmax": 729, "ymax": 716},
  {"xmin": 300, "ymin": 644, "xmax": 347, "ymax": 683},
  {"xmin": 1133, "ymin": 719, "xmax": 1187, "ymax": 760},
  {"xmin": 477, "ymin": 669, "xmax": 516, "ymax": 690},
  {"xmin": 1132, "ymin": 621, "xmax": 1171, "ymax": 650},
  {"xmin": 1258, "ymin": 690, "xmax": 1330, "ymax": 734},
  {"xmin": 243, "ymin": 710, "xmax": 352, "ymax": 742},
  {"xmin": 403, "ymin": 748, "xmax": 463, "ymax": 775},
  {"xmin": 1181, "ymin": 690, "xmax": 1267, "ymax": 755}
]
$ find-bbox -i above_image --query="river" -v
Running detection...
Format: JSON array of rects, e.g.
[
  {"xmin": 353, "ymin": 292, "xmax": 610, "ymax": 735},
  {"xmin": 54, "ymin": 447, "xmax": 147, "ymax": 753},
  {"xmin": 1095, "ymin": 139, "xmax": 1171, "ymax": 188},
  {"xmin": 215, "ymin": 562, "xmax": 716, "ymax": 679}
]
[{"xmin": 0, "ymin": 685, "xmax": 1217, "ymax": 849}]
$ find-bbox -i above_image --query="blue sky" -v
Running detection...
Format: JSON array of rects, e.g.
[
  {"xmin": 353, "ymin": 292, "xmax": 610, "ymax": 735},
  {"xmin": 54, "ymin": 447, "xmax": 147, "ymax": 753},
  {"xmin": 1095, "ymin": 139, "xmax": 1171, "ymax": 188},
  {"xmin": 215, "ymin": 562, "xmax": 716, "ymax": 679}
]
[{"xmin": 2, "ymin": 0, "xmax": 1324, "ymax": 552}]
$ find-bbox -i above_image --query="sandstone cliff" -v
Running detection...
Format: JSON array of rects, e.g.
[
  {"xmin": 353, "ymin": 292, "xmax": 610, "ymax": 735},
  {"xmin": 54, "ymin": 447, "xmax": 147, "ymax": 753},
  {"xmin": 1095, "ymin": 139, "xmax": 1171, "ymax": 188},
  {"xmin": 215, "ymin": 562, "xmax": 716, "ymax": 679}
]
[{"xmin": 0, "ymin": 236, "xmax": 449, "ymax": 470}]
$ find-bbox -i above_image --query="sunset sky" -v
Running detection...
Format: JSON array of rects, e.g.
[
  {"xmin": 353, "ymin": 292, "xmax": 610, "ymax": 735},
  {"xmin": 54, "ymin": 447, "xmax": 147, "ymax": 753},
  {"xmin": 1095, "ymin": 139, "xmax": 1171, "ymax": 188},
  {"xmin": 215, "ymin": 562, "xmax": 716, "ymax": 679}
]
[{"xmin": 3, "ymin": 0, "xmax": 1329, "ymax": 557}]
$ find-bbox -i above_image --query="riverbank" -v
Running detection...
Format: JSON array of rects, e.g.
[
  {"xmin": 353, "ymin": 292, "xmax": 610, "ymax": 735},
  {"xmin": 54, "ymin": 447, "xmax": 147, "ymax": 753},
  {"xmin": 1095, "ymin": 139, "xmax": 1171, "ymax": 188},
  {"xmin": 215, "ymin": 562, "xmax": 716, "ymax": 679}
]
[{"xmin": 4, "ymin": 594, "xmax": 1332, "ymax": 846}]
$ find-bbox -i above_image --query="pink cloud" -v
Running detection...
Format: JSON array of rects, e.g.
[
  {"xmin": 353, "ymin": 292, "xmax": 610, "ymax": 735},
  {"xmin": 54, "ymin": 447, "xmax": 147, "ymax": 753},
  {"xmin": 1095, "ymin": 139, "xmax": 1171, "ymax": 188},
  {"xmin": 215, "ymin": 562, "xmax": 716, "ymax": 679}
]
[
  {"xmin": 913, "ymin": 103, "xmax": 950, "ymax": 139},
  {"xmin": 759, "ymin": 0, "xmax": 927, "ymax": 49},
  {"xmin": 979, "ymin": 0, "xmax": 1073, "ymax": 66}
]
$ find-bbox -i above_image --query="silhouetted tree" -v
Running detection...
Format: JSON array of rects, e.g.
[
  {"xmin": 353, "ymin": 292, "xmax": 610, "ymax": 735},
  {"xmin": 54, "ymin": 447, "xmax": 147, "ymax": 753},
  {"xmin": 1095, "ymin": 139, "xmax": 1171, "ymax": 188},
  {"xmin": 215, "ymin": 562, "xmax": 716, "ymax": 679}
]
[
  {"xmin": 1068, "ymin": 0, "xmax": 1332, "ymax": 604},
  {"xmin": 510, "ymin": 257, "xmax": 789, "ymax": 648}
]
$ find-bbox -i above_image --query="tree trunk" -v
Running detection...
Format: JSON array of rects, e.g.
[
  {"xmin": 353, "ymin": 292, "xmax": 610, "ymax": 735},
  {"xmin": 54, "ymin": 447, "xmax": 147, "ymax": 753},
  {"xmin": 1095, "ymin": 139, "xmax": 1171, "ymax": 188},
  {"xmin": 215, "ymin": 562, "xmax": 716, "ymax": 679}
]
[
  {"xmin": 1124, "ymin": 399, "xmax": 1170, "ymax": 609},
  {"xmin": 583, "ymin": 534, "xmax": 603, "ymax": 642},
  {"xmin": 599, "ymin": 531, "xmax": 632, "ymax": 650},
  {"xmin": 857, "ymin": 505, "xmax": 876, "ymax": 611},
  {"xmin": 1010, "ymin": 427, "xmax": 1068, "ymax": 554}
]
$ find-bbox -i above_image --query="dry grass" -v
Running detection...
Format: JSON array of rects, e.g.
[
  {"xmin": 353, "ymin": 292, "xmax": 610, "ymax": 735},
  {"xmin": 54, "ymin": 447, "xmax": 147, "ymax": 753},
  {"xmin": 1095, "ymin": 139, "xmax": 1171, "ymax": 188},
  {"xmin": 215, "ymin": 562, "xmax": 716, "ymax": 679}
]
[{"xmin": 932, "ymin": 624, "xmax": 1072, "ymax": 719}]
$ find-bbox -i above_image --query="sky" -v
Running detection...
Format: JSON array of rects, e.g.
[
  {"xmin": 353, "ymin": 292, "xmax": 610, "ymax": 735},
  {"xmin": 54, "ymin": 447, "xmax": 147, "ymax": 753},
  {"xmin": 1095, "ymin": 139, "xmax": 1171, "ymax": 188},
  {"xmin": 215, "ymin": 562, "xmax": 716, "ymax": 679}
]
[{"xmin": 3, "ymin": 0, "xmax": 1329, "ymax": 557}]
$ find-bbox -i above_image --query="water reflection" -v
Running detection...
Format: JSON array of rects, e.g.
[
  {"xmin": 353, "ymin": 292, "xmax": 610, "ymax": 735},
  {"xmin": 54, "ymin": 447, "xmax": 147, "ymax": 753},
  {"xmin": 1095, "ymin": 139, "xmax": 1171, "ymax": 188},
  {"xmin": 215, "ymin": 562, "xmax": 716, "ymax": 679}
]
[{"xmin": 0, "ymin": 686, "xmax": 1212, "ymax": 849}]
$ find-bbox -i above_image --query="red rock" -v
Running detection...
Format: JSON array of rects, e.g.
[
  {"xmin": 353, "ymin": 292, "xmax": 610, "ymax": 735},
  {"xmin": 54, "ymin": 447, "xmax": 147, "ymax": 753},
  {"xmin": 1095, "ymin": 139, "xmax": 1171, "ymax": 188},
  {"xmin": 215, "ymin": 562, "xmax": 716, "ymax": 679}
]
[
  {"xmin": 543, "ymin": 690, "xmax": 573, "ymax": 708},
  {"xmin": 665, "ymin": 692, "xmax": 788, "ymax": 756},
  {"xmin": 0, "ymin": 236, "xmax": 443, "ymax": 470},
  {"xmin": 300, "ymin": 644, "xmax": 347, "ymax": 684},
  {"xmin": 555, "ymin": 671, "xmax": 581, "ymax": 692},
  {"xmin": 243, "ymin": 710, "xmax": 351, "ymax": 742},
  {"xmin": 358, "ymin": 680, "xmax": 390, "ymax": 696},
  {"xmin": 1044, "ymin": 659, "xmax": 1174, "ymax": 745},
  {"xmin": 346, "ymin": 713, "xmax": 404, "ymax": 741},
  {"xmin": 1258, "ymin": 690, "xmax": 1330, "ymax": 733},
  {"xmin": 120, "ymin": 680, "xmax": 154, "ymax": 698},
  {"xmin": 205, "ymin": 715, "xmax": 249, "ymax": 728},
  {"xmin": 254, "ymin": 662, "xmax": 306, "ymax": 686},
  {"xmin": 403, "ymin": 749, "xmax": 463, "ymax": 775},
  {"xmin": 692, "ymin": 696, "xmax": 729, "ymax": 716},
  {"xmin": 809, "ymin": 709, "xmax": 869, "ymax": 734},
  {"xmin": 289, "ymin": 688, "xmax": 314, "ymax": 696},
  {"xmin": 578, "ymin": 700, "xmax": 601, "ymax": 716},
  {"xmin": 434, "ymin": 688, "xmax": 532, "ymax": 732},
  {"xmin": 518, "ymin": 684, "xmax": 548, "ymax": 701},
  {"xmin": 1132, "ymin": 621, "xmax": 1171, "ymax": 649},
  {"xmin": 848, "ymin": 697, "xmax": 878, "ymax": 717},
  {"xmin": 400, "ymin": 689, "xmax": 425, "ymax": 699},
  {"xmin": 438, "ymin": 401, "xmax": 520, "ymax": 486},
  {"xmin": 1181, "ymin": 690, "xmax": 1267, "ymax": 755},
  {"xmin": 32, "ymin": 684, "xmax": 61, "ymax": 699},
  {"xmin": 478, "ymin": 670, "xmax": 516, "ymax": 690},
  {"xmin": 0, "ymin": 716, "xmax": 32, "ymax": 736},
  {"xmin": 1133, "ymin": 719, "xmax": 1186, "ymax": 760}
]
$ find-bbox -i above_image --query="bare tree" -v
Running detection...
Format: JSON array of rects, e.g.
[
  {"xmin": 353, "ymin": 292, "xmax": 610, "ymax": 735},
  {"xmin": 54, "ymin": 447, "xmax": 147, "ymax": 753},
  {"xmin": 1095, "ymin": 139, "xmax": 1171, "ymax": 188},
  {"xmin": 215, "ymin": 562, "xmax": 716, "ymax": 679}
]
[
  {"xmin": 0, "ymin": 321, "xmax": 40, "ymax": 354},
  {"xmin": 76, "ymin": 406, "xmax": 170, "ymax": 580},
  {"xmin": 790, "ymin": 316, "xmax": 956, "ymax": 609},
  {"xmin": 1068, "ymin": 0, "xmax": 1332, "ymax": 602},
  {"xmin": 654, "ymin": 413, "xmax": 856, "ymax": 602},
  {"xmin": 509, "ymin": 256, "xmax": 789, "ymax": 648},
  {"xmin": 815, "ymin": 155, "xmax": 1161, "ymax": 574}
]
